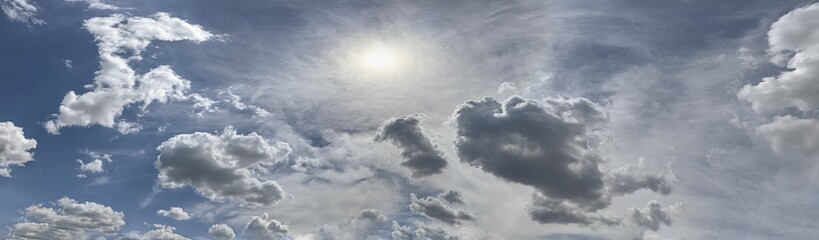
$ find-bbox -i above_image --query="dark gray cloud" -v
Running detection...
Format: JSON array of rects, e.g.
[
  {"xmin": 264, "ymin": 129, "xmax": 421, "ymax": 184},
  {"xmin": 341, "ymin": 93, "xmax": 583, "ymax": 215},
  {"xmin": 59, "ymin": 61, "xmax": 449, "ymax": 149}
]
[
  {"xmin": 452, "ymin": 95, "xmax": 676, "ymax": 226},
  {"xmin": 409, "ymin": 192, "xmax": 474, "ymax": 225},
  {"xmin": 451, "ymin": 96, "xmax": 607, "ymax": 203},
  {"xmin": 375, "ymin": 114, "xmax": 447, "ymax": 177},
  {"xmin": 529, "ymin": 193, "xmax": 619, "ymax": 227},
  {"xmin": 155, "ymin": 126, "xmax": 292, "ymax": 206}
]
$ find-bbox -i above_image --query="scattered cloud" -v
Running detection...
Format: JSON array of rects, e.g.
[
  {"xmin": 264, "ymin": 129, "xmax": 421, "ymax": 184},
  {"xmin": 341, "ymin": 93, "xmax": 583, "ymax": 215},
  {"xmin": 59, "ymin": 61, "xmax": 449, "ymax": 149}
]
[
  {"xmin": 739, "ymin": 3, "xmax": 819, "ymax": 112},
  {"xmin": 757, "ymin": 115, "xmax": 819, "ymax": 157},
  {"xmin": 208, "ymin": 224, "xmax": 236, "ymax": 240},
  {"xmin": 157, "ymin": 207, "xmax": 191, "ymax": 221},
  {"xmin": 0, "ymin": 121, "xmax": 37, "ymax": 178},
  {"xmin": 120, "ymin": 224, "xmax": 189, "ymax": 240},
  {"xmin": 9, "ymin": 197, "xmax": 125, "ymax": 239},
  {"xmin": 244, "ymin": 213, "xmax": 289, "ymax": 239},
  {"xmin": 63, "ymin": 59, "xmax": 74, "ymax": 69},
  {"xmin": 155, "ymin": 126, "xmax": 291, "ymax": 206},
  {"xmin": 629, "ymin": 201, "xmax": 683, "ymax": 231},
  {"xmin": 44, "ymin": 13, "xmax": 216, "ymax": 134},
  {"xmin": 1, "ymin": 0, "xmax": 44, "ymax": 25},
  {"xmin": 451, "ymin": 96, "xmax": 675, "ymax": 226},
  {"xmin": 65, "ymin": 0, "xmax": 122, "ymax": 10},
  {"xmin": 409, "ymin": 192, "xmax": 474, "ymax": 225},
  {"xmin": 375, "ymin": 113, "xmax": 447, "ymax": 177}
]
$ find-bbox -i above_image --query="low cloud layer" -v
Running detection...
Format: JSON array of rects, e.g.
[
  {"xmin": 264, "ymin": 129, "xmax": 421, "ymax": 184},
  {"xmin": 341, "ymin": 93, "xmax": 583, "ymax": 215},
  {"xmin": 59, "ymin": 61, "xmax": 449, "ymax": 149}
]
[
  {"xmin": 0, "ymin": 121, "xmax": 37, "ymax": 177},
  {"xmin": 375, "ymin": 114, "xmax": 448, "ymax": 177},
  {"xmin": 155, "ymin": 126, "xmax": 291, "ymax": 206}
]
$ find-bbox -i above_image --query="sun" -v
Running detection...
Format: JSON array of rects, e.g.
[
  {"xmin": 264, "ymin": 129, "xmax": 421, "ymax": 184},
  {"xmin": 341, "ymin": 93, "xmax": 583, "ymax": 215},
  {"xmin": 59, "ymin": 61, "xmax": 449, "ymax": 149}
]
[{"xmin": 361, "ymin": 46, "xmax": 399, "ymax": 72}]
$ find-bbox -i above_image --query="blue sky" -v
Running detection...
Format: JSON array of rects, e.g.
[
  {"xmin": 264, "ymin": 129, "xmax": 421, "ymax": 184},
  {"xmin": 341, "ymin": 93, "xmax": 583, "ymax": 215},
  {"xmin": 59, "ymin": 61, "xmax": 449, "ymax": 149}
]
[{"xmin": 2, "ymin": 0, "xmax": 819, "ymax": 239}]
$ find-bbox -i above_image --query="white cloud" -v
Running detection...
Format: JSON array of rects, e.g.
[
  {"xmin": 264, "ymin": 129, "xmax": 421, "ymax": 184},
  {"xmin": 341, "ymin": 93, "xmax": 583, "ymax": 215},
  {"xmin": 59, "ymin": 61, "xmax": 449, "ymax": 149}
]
[
  {"xmin": 757, "ymin": 115, "xmax": 819, "ymax": 157},
  {"xmin": 155, "ymin": 126, "xmax": 292, "ymax": 206},
  {"xmin": 65, "ymin": 0, "xmax": 121, "ymax": 10},
  {"xmin": 9, "ymin": 197, "xmax": 125, "ymax": 239},
  {"xmin": 45, "ymin": 13, "xmax": 215, "ymax": 134},
  {"xmin": 208, "ymin": 224, "xmax": 236, "ymax": 240},
  {"xmin": 1, "ymin": 0, "xmax": 44, "ymax": 25},
  {"xmin": 76, "ymin": 151, "xmax": 112, "ymax": 178},
  {"xmin": 157, "ymin": 207, "xmax": 190, "ymax": 221},
  {"xmin": 244, "ymin": 213, "xmax": 289, "ymax": 239},
  {"xmin": 739, "ymin": 3, "xmax": 819, "ymax": 112},
  {"xmin": 120, "ymin": 224, "xmax": 189, "ymax": 240},
  {"xmin": 78, "ymin": 159, "xmax": 103, "ymax": 174},
  {"xmin": 63, "ymin": 59, "xmax": 74, "ymax": 69},
  {"xmin": 0, "ymin": 121, "xmax": 37, "ymax": 178}
]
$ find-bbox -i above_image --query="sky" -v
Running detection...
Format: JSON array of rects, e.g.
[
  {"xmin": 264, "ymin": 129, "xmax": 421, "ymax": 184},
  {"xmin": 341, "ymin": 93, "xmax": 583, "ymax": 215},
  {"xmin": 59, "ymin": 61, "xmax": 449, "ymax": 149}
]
[{"xmin": 1, "ymin": 0, "xmax": 819, "ymax": 239}]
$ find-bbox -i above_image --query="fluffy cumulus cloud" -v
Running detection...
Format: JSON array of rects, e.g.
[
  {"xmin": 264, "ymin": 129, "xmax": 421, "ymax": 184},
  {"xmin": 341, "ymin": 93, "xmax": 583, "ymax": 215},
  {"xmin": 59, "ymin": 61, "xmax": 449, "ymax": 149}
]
[
  {"xmin": 76, "ymin": 151, "xmax": 112, "ymax": 178},
  {"xmin": 8, "ymin": 197, "xmax": 125, "ymax": 239},
  {"xmin": 757, "ymin": 115, "xmax": 819, "ymax": 157},
  {"xmin": 451, "ymin": 96, "xmax": 673, "ymax": 226},
  {"xmin": 156, "ymin": 207, "xmax": 190, "ymax": 220},
  {"xmin": 208, "ymin": 224, "xmax": 236, "ymax": 240},
  {"xmin": 155, "ymin": 126, "xmax": 292, "ymax": 206},
  {"xmin": 45, "ymin": 12, "xmax": 215, "ymax": 134},
  {"xmin": 739, "ymin": 3, "xmax": 819, "ymax": 112},
  {"xmin": 629, "ymin": 201, "xmax": 683, "ymax": 231},
  {"xmin": 244, "ymin": 213, "xmax": 289, "ymax": 239},
  {"xmin": 1, "ymin": 0, "xmax": 43, "ymax": 25},
  {"xmin": 738, "ymin": 3, "xmax": 819, "ymax": 161},
  {"xmin": 409, "ymin": 192, "xmax": 474, "ymax": 225},
  {"xmin": 375, "ymin": 114, "xmax": 447, "ymax": 177},
  {"xmin": 0, "ymin": 121, "xmax": 37, "ymax": 177},
  {"xmin": 120, "ymin": 224, "xmax": 189, "ymax": 240}
]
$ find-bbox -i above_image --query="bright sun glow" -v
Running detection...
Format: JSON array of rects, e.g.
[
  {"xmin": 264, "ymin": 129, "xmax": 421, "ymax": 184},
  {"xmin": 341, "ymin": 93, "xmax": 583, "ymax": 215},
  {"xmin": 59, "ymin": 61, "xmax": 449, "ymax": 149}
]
[{"xmin": 361, "ymin": 46, "xmax": 399, "ymax": 72}]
